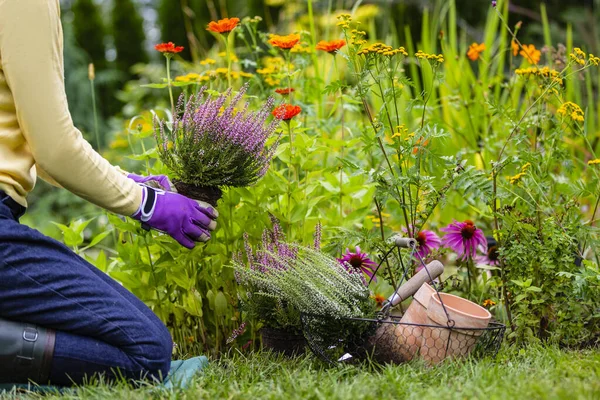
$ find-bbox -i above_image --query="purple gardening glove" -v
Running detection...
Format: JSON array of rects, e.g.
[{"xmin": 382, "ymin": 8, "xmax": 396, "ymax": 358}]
[
  {"xmin": 128, "ymin": 173, "xmax": 176, "ymax": 192},
  {"xmin": 132, "ymin": 185, "xmax": 218, "ymax": 249}
]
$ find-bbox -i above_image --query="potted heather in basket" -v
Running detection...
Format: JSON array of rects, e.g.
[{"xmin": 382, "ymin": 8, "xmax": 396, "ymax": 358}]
[
  {"xmin": 154, "ymin": 83, "xmax": 280, "ymax": 206},
  {"xmin": 233, "ymin": 220, "xmax": 374, "ymax": 355}
]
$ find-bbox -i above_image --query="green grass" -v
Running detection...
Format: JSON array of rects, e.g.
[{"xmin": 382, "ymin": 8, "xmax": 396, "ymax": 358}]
[{"xmin": 4, "ymin": 346, "xmax": 599, "ymax": 400}]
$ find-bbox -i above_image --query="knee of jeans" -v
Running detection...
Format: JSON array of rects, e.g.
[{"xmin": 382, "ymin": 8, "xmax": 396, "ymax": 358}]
[{"xmin": 140, "ymin": 323, "xmax": 173, "ymax": 381}]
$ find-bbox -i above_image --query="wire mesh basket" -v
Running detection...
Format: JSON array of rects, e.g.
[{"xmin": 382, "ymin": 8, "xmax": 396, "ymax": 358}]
[
  {"xmin": 301, "ymin": 237, "xmax": 506, "ymax": 365},
  {"xmin": 301, "ymin": 313, "xmax": 506, "ymax": 365}
]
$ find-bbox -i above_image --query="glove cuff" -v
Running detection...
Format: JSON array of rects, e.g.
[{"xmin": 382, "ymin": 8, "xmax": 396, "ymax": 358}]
[{"xmin": 132, "ymin": 186, "xmax": 159, "ymax": 222}]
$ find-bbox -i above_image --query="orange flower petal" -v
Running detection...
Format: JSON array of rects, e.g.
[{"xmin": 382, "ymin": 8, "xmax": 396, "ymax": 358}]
[
  {"xmin": 207, "ymin": 17, "xmax": 240, "ymax": 33},
  {"xmin": 316, "ymin": 39, "xmax": 346, "ymax": 53},
  {"xmin": 272, "ymin": 104, "xmax": 301, "ymax": 120}
]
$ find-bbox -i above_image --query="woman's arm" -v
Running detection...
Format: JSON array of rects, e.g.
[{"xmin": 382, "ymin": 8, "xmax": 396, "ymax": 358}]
[{"xmin": 0, "ymin": 0, "xmax": 142, "ymax": 216}]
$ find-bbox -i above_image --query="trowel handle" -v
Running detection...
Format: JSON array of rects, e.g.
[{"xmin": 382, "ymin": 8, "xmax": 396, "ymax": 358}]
[
  {"xmin": 391, "ymin": 235, "xmax": 417, "ymax": 249},
  {"xmin": 387, "ymin": 260, "xmax": 444, "ymax": 307}
]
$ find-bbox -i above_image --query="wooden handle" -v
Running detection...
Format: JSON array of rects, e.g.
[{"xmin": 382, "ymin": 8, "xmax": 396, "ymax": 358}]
[
  {"xmin": 388, "ymin": 261, "xmax": 444, "ymax": 307},
  {"xmin": 392, "ymin": 235, "xmax": 417, "ymax": 249}
]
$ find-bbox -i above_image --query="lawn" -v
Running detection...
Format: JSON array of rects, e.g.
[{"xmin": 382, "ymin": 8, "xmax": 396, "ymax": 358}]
[{"xmin": 4, "ymin": 346, "xmax": 599, "ymax": 400}]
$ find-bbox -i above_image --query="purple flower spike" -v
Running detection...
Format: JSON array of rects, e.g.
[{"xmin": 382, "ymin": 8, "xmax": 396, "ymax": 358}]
[
  {"xmin": 155, "ymin": 83, "xmax": 281, "ymax": 188},
  {"xmin": 492, "ymin": 1, "xmax": 497, "ymax": 8},
  {"xmin": 337, "ymin": 246, "xmax": 377, "ymax": 283},
  {"xmin": 441, "ymin": 220, "xmax": 487, "ymax": 260}
]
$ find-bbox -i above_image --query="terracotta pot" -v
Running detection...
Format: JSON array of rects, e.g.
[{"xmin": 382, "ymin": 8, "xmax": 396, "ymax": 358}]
[
  {"xmin": 422, "ymin": 292, "xmax": 492, "ymax": 364},
  {"xmin": 368, "ymin": 283, "xmax": 436, "ymax": 363},
  {"xmin": 173, "ymin": 181, "xmax": 222, "ymax": 207},
  {"xmin": 260, "ymin": 328, "xmax": 306, "ymax": 357}
]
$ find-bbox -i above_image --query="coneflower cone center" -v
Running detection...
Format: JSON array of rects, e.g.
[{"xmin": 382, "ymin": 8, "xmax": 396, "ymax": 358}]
[
  {"xmin": 348, "ymin": 255, "xmax": 364, "ymax": 269},
  {"xmin": 416, "ymin": 231, "xmax": 427, "ymax": 247},
  {"xmin": 461, "ymin": 222, "xmax": 476, "ymax": 240},
  {"xmin": 488, "ymin": 245, "xmax": 499, "ymax": 261}
]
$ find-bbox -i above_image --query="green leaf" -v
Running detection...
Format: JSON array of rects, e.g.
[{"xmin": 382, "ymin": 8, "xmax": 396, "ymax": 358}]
[
  {"xmin": 215, "ymin": 291, "xmax": 228, "ymax": 316},
  {"xmin": 127, "ymin": 147, "xmax": 158, "ymax": 161},
  {"xmin": 319, "ymin": 181, "xmax": 339, "ymax": 194},
  {"xmin": 289, "ymin": 203, "xmax": 309, "ymax": 223},
  {"xmin": 81, "ymin": 230, "xmax": 112, "ymax": 251}
]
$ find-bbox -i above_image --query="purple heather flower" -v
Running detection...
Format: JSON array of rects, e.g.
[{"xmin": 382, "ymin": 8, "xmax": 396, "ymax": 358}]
[
  {"xmin": 337, "ymin": 246, "xmax": 377, "ymax": 281},
  {"xmin": 441, "ymin": 220, "xmax": 487, "ymax": 260},
  {"xmin": 475, "ymin": 244, "xmax": 500, "ymax": 266},
  {"xmin": 492, "ymin": 1, "xmax": 497, "ymax": 7},
  {"xmin": 313, "ymin": 222, "xmax": 322, "ymax": 250},
  {"xmin": 155, "ymin": 83, "xmax": 281, "ymax": 187}
]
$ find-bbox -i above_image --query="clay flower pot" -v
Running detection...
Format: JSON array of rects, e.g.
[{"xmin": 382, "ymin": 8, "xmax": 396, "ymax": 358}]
[
  {"xmin": 173, "ymin": 181, "xmax": 222, "ymax": 207},
  {"xmin": 369, "ymin": 283, "xmax": 436, "ymax": 363},
  {"xmin": 422, "ymin": 292, "xmax": 492, "ymax": 364}
]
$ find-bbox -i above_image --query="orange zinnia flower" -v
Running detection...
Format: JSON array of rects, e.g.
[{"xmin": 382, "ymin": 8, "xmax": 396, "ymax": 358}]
[
  {"xmin": 155, "ymin": 42, "xmax": 184, "ymax": 54},
  {"xmin": 316, "ymin": 39, "xmax": 346, "ymax": 54},
  {"xmin": 371, "ymin": 293, "xmax": 386, "ymax": 307},
  {"xmin": 272, "ymin": 104, "xmax": 301, "ymax": 121},
  {"xmin": 412, "ymin": 138, "xmax": 430, "ymax": 154},
  {"xmin": 268, "ymin": 34, "xmax": 301, "ymax": 50},
  {"xmin": 511, "ymin": 40, "xmax": 519, "ymax": 56},
  {"xmin": 275, "ymin": 88, "xmax": 295, "ymax": 95},
  {"xmin": 520, "ymin": 44, "xmax": 541, "ymax": 64},
  {"xmin": 467, "ymin": 42, "xmax": 486, "ymax": 61},
  {"xmin": 207, "ymin": 17, "xmax": 240, "ymax": 34}
]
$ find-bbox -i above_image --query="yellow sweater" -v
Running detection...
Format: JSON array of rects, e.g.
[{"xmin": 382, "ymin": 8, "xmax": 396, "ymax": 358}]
[{"xmin": 0, "ymin": 0, "xmax": 142, "ymax": 216}]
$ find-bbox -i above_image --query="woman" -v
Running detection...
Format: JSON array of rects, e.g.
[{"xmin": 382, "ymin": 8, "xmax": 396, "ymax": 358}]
[{"xmin": 0, "ymin": 0, "xmax": 217, "ymax": 386}]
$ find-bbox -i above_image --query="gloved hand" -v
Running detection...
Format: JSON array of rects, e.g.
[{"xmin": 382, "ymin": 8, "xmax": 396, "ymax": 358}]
[
  {"xmin": 127, "ymin": 173, "xmax": 175, "ymax": 192},
  {"xmin": 132, "ymin": 185, "xmax": 218, "ymax": 249}
]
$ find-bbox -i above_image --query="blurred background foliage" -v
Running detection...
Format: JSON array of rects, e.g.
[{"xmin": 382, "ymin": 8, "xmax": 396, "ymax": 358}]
[{"xmin": 30, "ymin": 0, "xmax": 597, "ymax": 234}]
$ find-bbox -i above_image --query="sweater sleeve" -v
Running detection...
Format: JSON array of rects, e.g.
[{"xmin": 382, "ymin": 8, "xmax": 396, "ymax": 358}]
[{"xmin": 0, "ymin": 0, "xmax": 142, "ymax": 216}]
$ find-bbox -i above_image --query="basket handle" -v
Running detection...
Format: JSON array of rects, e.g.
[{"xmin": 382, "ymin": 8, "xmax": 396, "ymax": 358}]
[{"xmin": 386, "ymin": 260, "xmax": 444, "ymax": 307}]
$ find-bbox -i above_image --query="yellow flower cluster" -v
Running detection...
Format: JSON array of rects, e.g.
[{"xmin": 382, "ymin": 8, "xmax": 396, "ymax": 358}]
[
  {"xmin": 176, "ymin": 69, "xmax": 253, "ymax": 83},
  {"xmin": 569, "ymin": 48, "xmax": 587, "ymax": 66},
  {"xmin": 256, "ymin": 57, "xmax": 291, "ymax": 86},
  {"xmin": 415, "ymin": 50, "xmax": 444, "ymax": 63},
  {"xmin": 391, "ymin": 124, "xmax": 409, "ymax": 139},
  {"xmin": 557, "ymin": 101, "xmax": 584, "ymax": 123},
  {"xmin": 336, "ymin": 13, "xmax": 353, "ymax": 29},
  {"xmin": 569, "ymin": 48, "xmax": 600, "ymax": 66},
  {"xmin": 175, "ymin": 73, "xmax": 210, "ymax": 83},
  {"xmin": 290, "ymin": 44, "xmax": 312, "ymax": 54},
  {"xmin": 508, "ymin": 163, "xmax": 531, "ymax": 185},
  {"xmin": 200, "ymin": 58, "xmax": 216, "ymax": 66},
  {"xmin": 357, "ymin": 43, "xmax": 408, "ymax": 57},
  {"xmin": 218, "ymin": 51, "xmax": 239, "ymax": 62},
  {"xmin": 515, "ymin": 67, "xmax": 563, "ymax": 85},
  {"xmin": 348, "ymin": 29, "xmax": 368, "ymax": 46},
  {"xmin": 588, "ymin": 159, "xmax": 600, "ymax": 165}
]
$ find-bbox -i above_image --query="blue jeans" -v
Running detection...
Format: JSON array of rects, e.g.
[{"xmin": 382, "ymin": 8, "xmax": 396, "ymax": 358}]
[{"xmin": 0, "ymin": 192, "xmax": 172, "ymax": 386}]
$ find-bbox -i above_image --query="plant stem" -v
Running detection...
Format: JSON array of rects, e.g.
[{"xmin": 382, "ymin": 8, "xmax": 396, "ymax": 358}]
[
  {"xmin": 89, "ymin": 76, "xmax": 100, "ymax": 150},
  {"xmin": 224, "ymin": 33, "xmax": 233, "ymax": 88},
  {"xmin": 144, "ymin": 235, "xmax": 162, "ymax": 315},
  {"xmin": 334, "ymin": 56, "xmax": 345, "ymax": 219},
  {"xmin": 375, "ymin": 198, "xmax": 398, "ymax": 291},
  {"xmin": 166, "ymin": 56, "xmax": 175, "ymax": 117}
]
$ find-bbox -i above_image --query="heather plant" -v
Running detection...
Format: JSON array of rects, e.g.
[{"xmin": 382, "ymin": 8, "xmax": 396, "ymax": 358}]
[
  {"xmin": 234, "ymin": 222, "xmax": 373, "ymax": 325},
  {"xmin": 154, "ymin": 84, "xmax": 281, "ymax": 190}
]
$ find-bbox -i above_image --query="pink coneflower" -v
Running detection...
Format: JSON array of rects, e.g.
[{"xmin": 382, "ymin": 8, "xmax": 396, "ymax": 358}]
[
  {"xmin": 338, "ymin": 246, "xmax": 377, "ymax": 281},
  {"xmin": 414, "ymin": 229, "xmax": 441, "ymax": 259},
  {"xmin": 475, "ymin": 244, "xmax": 500, "ymax": 266},
  {"xmin": 441, "ymin": 220, "xmax": 487, "ymax": 260}
]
